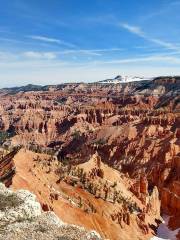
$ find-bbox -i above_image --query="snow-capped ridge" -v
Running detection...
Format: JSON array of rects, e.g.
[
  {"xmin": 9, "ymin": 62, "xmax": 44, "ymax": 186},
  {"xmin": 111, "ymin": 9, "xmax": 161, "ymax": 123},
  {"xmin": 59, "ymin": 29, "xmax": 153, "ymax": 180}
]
[{"xmin": 99, "ymin": 75, "xmax": 153, "ymax": 83}]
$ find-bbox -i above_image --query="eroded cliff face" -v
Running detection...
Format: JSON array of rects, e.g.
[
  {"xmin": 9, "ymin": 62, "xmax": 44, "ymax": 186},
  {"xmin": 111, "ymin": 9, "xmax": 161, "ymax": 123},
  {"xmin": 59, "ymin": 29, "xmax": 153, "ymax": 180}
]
[
  {"xmin": 0, "ymin": 148, "xmax": 19, "ymax": 187},
  {"xmin": 11, "ymin": 149, "xmax": 162, "ymax": 240},
  {"xmin": 0, "ymin": 77, "xmax": 179, "ymax": 239},
  {"xmin": 0, "ymin": 183, "xmax": 102, "ymax": 240}
]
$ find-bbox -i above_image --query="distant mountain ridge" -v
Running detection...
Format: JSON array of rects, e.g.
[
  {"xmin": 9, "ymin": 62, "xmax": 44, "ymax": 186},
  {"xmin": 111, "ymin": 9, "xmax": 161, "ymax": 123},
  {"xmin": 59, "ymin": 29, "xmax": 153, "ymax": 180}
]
[
  {"xmin": 98, "ymin": 75, "xmax": 153, "ymax": 83},
  {"xmin": 1, "ymin": 76, "xmax": 180, "ymax": 94},
  {"xmin": 3, "ymin": 84, "xmax": 43, "ymax": 93}
]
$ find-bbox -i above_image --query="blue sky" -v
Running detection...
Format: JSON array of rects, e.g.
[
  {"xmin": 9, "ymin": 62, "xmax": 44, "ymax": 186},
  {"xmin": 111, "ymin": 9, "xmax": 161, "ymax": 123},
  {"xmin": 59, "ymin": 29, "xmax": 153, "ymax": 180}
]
[{"xmin": 1, "ymin": 0, "xmax": 180, "ymax": 87}]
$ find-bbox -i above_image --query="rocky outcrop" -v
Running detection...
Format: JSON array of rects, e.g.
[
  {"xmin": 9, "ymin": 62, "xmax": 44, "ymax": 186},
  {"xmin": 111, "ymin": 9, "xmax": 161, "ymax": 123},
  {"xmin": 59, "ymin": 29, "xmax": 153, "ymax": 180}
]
[
  {"xmin": 0, "ymin": 183, "xmax": 102, "ymax": 240},
  {"xmin": 161, "ymin": 181, "xmax": 180, "ymax": 216}
]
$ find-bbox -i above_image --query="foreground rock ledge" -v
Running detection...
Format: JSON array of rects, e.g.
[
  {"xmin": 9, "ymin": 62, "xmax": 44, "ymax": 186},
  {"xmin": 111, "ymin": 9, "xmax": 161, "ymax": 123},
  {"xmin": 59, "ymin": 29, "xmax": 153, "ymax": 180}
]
[{"xmin": 0, "ymin": 183, "xmax": 102, "ymax": 240}]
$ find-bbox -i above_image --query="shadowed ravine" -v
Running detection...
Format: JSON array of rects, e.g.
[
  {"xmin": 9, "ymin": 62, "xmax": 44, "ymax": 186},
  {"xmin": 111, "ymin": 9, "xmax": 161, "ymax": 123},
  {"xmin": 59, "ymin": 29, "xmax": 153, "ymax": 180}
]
[{"xmin": 151, "ymin": 215, "xmax": 180, "ymax": 240}]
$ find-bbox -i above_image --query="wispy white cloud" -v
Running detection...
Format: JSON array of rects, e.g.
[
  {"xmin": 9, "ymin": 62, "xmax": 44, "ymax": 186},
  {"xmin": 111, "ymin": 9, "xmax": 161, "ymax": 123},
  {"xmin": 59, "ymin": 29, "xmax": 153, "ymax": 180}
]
[
  {"xmin": 0, "ymin": 37, "xmax": 25, "ymax": 44},
  {"xmin": 0, "ymin": 48, "xmax": 124, "ymax": 64},
  {"xmin": 60, "ymin": 48, "xmax": 124, "ymax": 56},
  {"xmin": 149, "ymin": 39, "xmax": 180, "ymax": 51},
  {"xmin": 120, "ymin": 23, "xmax": 144, "ymax": 37},
  {"xmin": 30, "ymin": 35, "xmax": 60, "ymax": 43},
  {"xmin": 140, "ymin": 1, "xmax": 180, "ymax": 21},
  {"xmin": 23, "ymin": 51, "xmax": 57, "ymax": 60},
  {"xmin": 92, "ymin": 55, "xmax": 180, "ymax": 65},
  {"xmin": 0, "ymin": 51, "xmax": 20, "ymax": 61},
  {"xmin": 120, "ymin": 23, "xmax": 180, "ymax": 52},
  {"xmin": 61, "ymin": 49, "xmax": 102, "ymax": 56},
  {"xmin": 22, "ymin": 48, "xmax": 124, "ymax": 59},
  {"xmin": 29, "ymin": 35, "xmax": 76, "ymax": 48},
  {"xmin": 1, "ymin": 57, "xmax": 180, "ymax": 88},
  {"xmin": 1, "ymin": 49, "xmax": 180, "ymax": 88},
  {"xmin": 2, "ymin": 48, "xmax": 180, "ymax": 65}
]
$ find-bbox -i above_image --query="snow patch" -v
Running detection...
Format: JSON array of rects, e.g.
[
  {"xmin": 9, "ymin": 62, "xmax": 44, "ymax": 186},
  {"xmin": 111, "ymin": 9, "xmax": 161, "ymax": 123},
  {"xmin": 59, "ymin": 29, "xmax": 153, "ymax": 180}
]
[
  {"xmin": 99, "ymin": 75, "xmax": 153, "ymax": 83},
  {"xmin": 150, "ymin": 215, "xmax": 179, "ymax": 240}
]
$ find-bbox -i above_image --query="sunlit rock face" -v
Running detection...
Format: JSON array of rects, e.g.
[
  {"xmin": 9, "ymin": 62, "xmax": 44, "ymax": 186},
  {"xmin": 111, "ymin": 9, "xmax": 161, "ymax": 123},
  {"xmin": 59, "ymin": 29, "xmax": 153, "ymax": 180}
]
[
  {"xmin": 0, "ymin": 183, "xmax": 42, "ymax": 225},
  {"xmin": 0, "ymin": 77, "xmax": 179, "ymax": 239},
  {"xmin": 0, "ymin": 183, "xmax": 102, "ymax": 240}
]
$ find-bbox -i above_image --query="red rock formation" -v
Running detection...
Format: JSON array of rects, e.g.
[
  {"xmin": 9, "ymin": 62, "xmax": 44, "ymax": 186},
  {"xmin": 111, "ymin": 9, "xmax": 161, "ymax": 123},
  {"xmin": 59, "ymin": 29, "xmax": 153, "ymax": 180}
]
[
  {"xmin": 0, "ymin": 77, "xmax": 179, "ymax": 239},
  {"xmin": 0, "ymin": 148, "xmax": 19, "ymax": 186}
]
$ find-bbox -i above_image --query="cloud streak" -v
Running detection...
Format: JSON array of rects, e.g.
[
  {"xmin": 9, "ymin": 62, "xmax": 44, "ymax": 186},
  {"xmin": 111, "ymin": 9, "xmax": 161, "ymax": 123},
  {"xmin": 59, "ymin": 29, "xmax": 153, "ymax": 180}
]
[
  {"xmin": 59, "ymin": 48, "xmax": 124, "ymax": 56},
  {"xmin": 120, "ymin": 23, "xmax": 180, "ymax": 52},
  {"xmin": 21, "ymin": 48, "xmax": 124, "ymax": 59},
  {"xmin": 1, "ymin": 50, "xmax": 180, "ymax": 88},
  {"xmin": 92, "ymin": 55, "xmax": 180, "ymax": 65},
  {"xmin": 23, "ymin": 51, "xmax": 57, "ymax": 60},
  {"xmin": 29, "ymin": 35, "xmax": 76, "ymax": 48},
  {"xmin": 1, "ymin": 56, "xmax": 180, "ymax": 88},
  {"xmin": 1, "ymin": 48, "xmax": 180, "ymax": 65}
]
